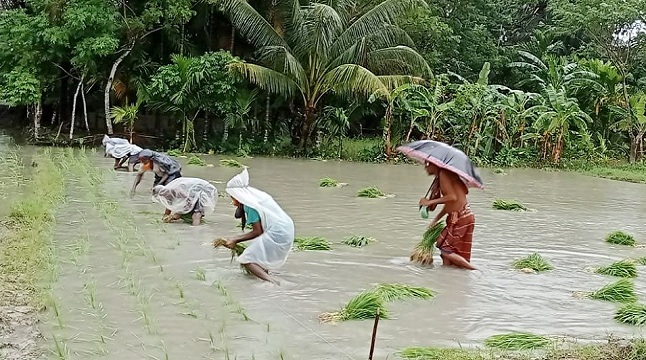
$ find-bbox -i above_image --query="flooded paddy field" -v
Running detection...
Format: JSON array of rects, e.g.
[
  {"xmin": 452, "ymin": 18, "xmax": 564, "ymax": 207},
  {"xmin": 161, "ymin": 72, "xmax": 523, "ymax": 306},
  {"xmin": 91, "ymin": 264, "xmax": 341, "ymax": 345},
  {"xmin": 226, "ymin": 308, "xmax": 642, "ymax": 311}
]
[{"xmin": 2, "ymin": 144, "xmax": 646, "ymax": 359}]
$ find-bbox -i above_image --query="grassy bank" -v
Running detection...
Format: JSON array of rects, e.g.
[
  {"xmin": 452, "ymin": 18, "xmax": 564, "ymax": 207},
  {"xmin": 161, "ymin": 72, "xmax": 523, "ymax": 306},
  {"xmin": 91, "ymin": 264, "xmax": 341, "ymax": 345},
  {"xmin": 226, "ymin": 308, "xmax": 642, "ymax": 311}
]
[{"xmin": 400, "ymin": 337, "xmax": 646, "ymax": 360}]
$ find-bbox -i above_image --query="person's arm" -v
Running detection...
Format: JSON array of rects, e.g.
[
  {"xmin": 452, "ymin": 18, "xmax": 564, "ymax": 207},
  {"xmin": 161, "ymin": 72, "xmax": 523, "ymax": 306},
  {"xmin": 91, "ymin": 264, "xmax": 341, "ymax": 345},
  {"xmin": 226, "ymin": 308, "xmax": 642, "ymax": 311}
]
[
  {"xmin": 130, "ymin": 169, "xmax": 145, "ymax": 197},
  {"xmin": 226, "ymin": 222, "xmax": 263, "ymax": 247},
  {"xmin": 419, "ymin": 171, "xmax": 457, "ymax": 207}
]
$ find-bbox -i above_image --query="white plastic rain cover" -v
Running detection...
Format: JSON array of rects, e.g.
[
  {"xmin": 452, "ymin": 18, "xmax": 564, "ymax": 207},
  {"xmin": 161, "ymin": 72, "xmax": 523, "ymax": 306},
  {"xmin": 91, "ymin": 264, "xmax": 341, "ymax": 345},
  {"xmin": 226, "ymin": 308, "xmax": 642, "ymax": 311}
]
[
  {"xmin": 102, "ymin": 135, "xmax": 141, "ymax": 158},
  {"xmin": 225, "ymin": 168, "xmax": 295, "ymax": 270},
  {"xmin": 151, "ymin": 177, "xmax": 218, "ymax": 215}
]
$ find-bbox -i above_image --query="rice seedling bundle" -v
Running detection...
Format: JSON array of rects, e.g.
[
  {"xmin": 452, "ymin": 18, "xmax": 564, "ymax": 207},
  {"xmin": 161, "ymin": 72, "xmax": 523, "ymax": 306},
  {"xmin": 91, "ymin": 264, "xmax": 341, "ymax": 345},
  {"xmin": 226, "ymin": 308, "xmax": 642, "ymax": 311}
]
[
  {"xmin": 179, "ymin": 213, "xmax": 205, "ymax": 224},
  {"xmin": 410, "ymin": 223, "xmax": 445, "ymax": 265},
  {"xmin": 220, "ymin": 159, "xmax": 244, "ymax": 168},
  {"xmin": 595, "ymin": 260, "xmax": 637, "ymax": 278},
  {"xmin": 294, "ymin": 236, "xmax": 332, "ymax": 251},
  {"xmin": 399, "ymin": 347, "xmax": 475, "ymax": 360},
  {"xmin": 167, "ymin": 149, "xmax": 181, "ymax": 157},
  {"xmin": 213, "ymin": 239, "xmax": 249, "ymax": 274},
  {"xmin": 492, "ymin": 199, "xmax": 528, "ymax": 211},
  {"xmin": 483, "ymin": 333, "xmax": 551, "ymax": 350},
  {"xmin": 605, "ymin": 231, "xmax": 636, "ymax": 246},
  {"xmin": 356, "ymin": 186, "xmax": 386, "ymax": 198},
  {"xmin": 637, "ymin": 257, "xmax": 646, "ymax": 266},
  {"xmin": 187, "ymin": 154, "xmax": 206, "ymax": 166},
  {"xmin": 371, "ymin": 283, "xmax": 434, "ymax": 302},
  {"xmin": 512, "ymin": 253, "xmax": 553, "ymax": 272},
  {"xmin": 318, "ymin": 291, "xmax": 388, "ymax": 323},
  {"xmin": 342, "ymin": 235, "xmax": 375, "ymax": 248},
  {"xmin": 588, "ymin": 279, "xmax": 637, "ymax": 303},
  {"xmin": 319, "ymin": 177, "xmax": 339, "ymax": 187},
  {"xmin": 615, "ymin": 303, "xmax": 646, "ymax": 326}
]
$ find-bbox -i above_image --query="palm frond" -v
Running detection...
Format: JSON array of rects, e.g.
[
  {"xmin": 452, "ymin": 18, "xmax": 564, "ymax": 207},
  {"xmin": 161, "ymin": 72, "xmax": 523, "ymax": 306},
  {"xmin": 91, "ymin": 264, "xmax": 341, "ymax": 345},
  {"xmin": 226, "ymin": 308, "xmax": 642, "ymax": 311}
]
[
  {"xmin": 304, "ymin": 2, "xmax": 344, "ymax": 60},
  {"xmin": 256, "ymin": 46, "xmax": 308, "ymax": 87},
  {"xmin": 516, "ymin": 50, "xmax": 547, "ymax": 71},
  {"xmin": 215, "ymin": 0, "xmax": 288, "ymax": 49},
  {"xmin": 324, "ymin": 64, "xmax": 389, "ymax": 100},
  {"xmin": 228, "ymin": 62, "xmax": 302, "ymax": 99},
  {"xmin": 377, "ymin": 75, "xmax": 426, "ymax": 90},
  {"xmin": 367, "ymin": 46, "xmax": 431, "ymax": 77}
]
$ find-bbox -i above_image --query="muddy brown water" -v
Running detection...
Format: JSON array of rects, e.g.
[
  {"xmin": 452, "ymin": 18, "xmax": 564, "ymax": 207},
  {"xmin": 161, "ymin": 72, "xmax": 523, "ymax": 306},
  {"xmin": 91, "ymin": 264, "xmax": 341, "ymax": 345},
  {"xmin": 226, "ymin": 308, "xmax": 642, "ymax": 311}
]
[{"xmin": 29, "ymin": 149, "xmax": 646, "ymax": 359}]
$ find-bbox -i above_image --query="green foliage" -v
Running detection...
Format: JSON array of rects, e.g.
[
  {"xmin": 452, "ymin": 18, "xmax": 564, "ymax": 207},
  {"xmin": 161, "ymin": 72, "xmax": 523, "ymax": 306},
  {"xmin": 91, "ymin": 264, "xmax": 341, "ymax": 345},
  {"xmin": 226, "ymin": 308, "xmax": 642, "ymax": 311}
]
[
  {"xmin": 595, "ymin": 260, "xmax": 638, "ymax": 278},
  {"xmin": 294, "ymin": 236, "xmax": 332, "ymax": 251},
  {"xmin": 512, "ymin": 253, "xmax": 553, "ymax": 272},
  {"xmin": 371, "ymin": 283, "xmax": 434, "ymax": 302},
  {"xmin": 399, "ymin": 347, "xmax": 480, "ymax": 360},
  {"xmin": 357, "ymin": 186, "xmax": 386, "ymax": 198},
  {"xmin": 410, "ymin": 223, "xmax": 445, "ymax": 265},
  {"xmin": 319, "ymin": 177, "xmax": 339, "ymax": 187},
  {"xmin": 319, "ymin": 291, "xmax": 389, "ymax": 322},
  {"xmin": 187, "ymin": 154, "xmax": 206, "ymax": 166},
  {"xmin": 483, "ymin": 333, "xmax": 551, "ymax": 350},
  {"xmin": 220, "ymin": 159, "xmax": 244, "ymax": 168},
  {"xmin": 606, "ymin": 231, "xmax": 636, "ymax": 246},
  {"xmin": 342, "ymin": 235, "xmax": 375, "ymax": 248},
  {"xmin": 492, "ymin": 199, "xmax": 528, "ymax": 211},
  {"xmin": 588, "ymin": 279, "xmax": 637, "ymax": 303},
  {"xmin": 615, "ymin": 303, "xmax": 646, "ymax": 326}
]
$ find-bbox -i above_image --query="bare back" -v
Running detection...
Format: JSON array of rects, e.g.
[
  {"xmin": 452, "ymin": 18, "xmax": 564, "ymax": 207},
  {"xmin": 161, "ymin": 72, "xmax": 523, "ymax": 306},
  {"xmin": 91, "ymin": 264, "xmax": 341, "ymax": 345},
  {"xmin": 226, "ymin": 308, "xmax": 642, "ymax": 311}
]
[{"xmin": 438, "ymin": 169, "xmax": 468, "ymax": 213}]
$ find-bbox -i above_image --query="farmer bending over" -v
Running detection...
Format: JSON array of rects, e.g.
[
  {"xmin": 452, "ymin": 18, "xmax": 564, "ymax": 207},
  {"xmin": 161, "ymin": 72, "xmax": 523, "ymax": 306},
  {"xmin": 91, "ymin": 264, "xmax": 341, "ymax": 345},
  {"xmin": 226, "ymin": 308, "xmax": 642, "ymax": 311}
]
[
  {"xmin": 130, "ymin": 149, "xmax": 182, "ymax": 197},
  {"xmin": 419, "ymin": 161, "xmax": 476, "ymax": 270}
]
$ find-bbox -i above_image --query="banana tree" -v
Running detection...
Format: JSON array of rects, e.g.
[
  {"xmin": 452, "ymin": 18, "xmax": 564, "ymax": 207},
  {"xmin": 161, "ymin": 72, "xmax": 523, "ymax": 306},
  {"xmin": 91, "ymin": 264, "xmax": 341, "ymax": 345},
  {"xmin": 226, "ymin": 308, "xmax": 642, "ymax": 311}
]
[
  {"xmin": 224, "ymin": 88, "xmax": 258, "ymax": 150},
  {"xmin": 369, "ymin": 83, "xmax": 416, "ymax": 157},
  {"xmin": 318, "ymin": 105, "xmax": 351, "ymax": 158},
  {"xmin": 110, "ymin": 98, "xmax": 142, "ymax": 143},
  {"xmin": 216, "ymin": 0, "xmax": 430, "ymax": 149},
  {"xmin": 610, "ymin": 92, "xmax": 646, "ymax": 162}
]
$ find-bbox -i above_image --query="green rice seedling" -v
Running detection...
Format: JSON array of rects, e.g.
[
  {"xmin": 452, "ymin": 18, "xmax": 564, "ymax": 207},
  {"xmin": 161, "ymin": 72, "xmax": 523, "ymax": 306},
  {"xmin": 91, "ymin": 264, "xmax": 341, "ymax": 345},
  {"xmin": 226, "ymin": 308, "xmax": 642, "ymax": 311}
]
[
  {"xmin": 52, "ymin": 334, "xmax": 70, "ymax": 360},
  {"xmin": 615, "ymin": 303, "xmax": 646, "ymax": 326},
  {"xmin": 294, "ymin": 236, "xmax": 332, "ymax": 251},
  {"xmin": 512, "ymin": 253, "xmax": 553, "ymax": 272},
  {"xmin": 179, "ymin": 213, "xmax": 205, "ymax": 224},
  {"xmin": 342, "ymin": 235, "xmax": 376, "ymax": 248},
  {"xmin": 492, "ymin": 199, "xmax": 528, "ymax": 211},
  {"xmin": 399, "ymin": 347, "xmax": 477, "ymax": 359},
  {"xmin": 484, "ymin": 332, "xmax": 551, "ymax": 350},
  {"xmin": 187, "ymin": 154, "xmax": 206, "ymax": 166},
  {"xmin": 493, "ymin": 168, "xmax": 506, "ymax": 174},
  {"xmin": 220, "ymin": 159, "xmax": 244, "ymax": 168},
  {"xmin": 357, "ymin": 186, "xmax": 386, "ymax": 198},
  {"xmin": 318, "ymin": 291, "xmax": 389, "ymax": 323},
  {"xmin": 587, "ymin": 278, "xmax": 637, "ymax": 303},
  {"xmin": 83, "ymin": 281, "xmax": 98, "ymax": 309},
  {"xmin": 176, "ymin": 282, "xmax": 185, "ymax": 299},
  {"xmin": 636, "ymin": 257, "xmax": 646, "ymax": 266},
  {"xmin": 595, "ymin": 260, "xmax": 637, "ymax": 278},
  {"xmin": 195, "ymin": 267, "xmax": 206, "ymax": 281},
  {"xmin": 213, "ymin": 239, "xmax": 250, "ymax": 273},
  {"xmin": 236, "ymin": 305, "xmax": 250, "ymax": 321},
  {"xmin": 410, "ymin": 223, "xmax": 445, "ymax": 265},
  {"xmin": 371, "ymin": 283, "xmax": 435, "ymax": 302},
  {"xmin": 167, "ymin": 149, "xmax": 182, "ymax": 157},
  {"xmin": 319, "ymin": 177, "xmax": 343, "ymax": 187},
  {"xmin": 605, "ymin": 231, "xmax": 636, "ymax": 246}
]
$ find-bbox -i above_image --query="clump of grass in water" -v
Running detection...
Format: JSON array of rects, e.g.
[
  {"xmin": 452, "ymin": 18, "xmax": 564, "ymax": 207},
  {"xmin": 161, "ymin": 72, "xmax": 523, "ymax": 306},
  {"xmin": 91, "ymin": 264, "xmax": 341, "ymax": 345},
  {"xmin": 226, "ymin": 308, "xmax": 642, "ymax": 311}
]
[
  {"xmin": 187, "ymin": 154, "xmax": 206, "ymax": 166},
  {"xmin": 220, "ymin": 159, "xmax": 244, "ymax": 168},
  {"xmin": 493, "ymin": 168, "xmax": 506, "ymax": 174},
  {"xmin": 357, "ymin": 186, "xmax": 386, "ymax": 198},
  {"xmin": 605, "ymin": 231, "xmax": 636, "ymax": 246},
  {"xmin": 512, "ymin": 253, "xmax": 553, "ymax": 272},
  {"xmin": 179, "ymin": 213, "xmax": 204, "ymax": 225},
  {"xmin": 588, "ymin": 278, "xmax": 637, "ymax": 303},
  {"xmin": 492, "ymin": 199, "xmax": 528, "ymax": 211},
  {"xmin": 319, "ymin": 291, "xmax": 388, "ymax": 323},
  {"xmin": 410, "ymin": 223, "xmax": 445, "ymax": 265},
  {"xmin": 595, "ymin": 260, "xmax": 637, "ymax": 278},
  {"xmin": 615, "ymin": 303, "xmax": 646, "ymax": 326},
  {"xmin": 294, "ymin": 236, "xmax": 332, "ymax": 250},
  {"xmin": 195, "ymin": 268, "xmax": 206, "ymax": 281},
  {"xmin": 342, "ymin": 235, "xmax": 375, "ymax": 248},
  {"xmin": 484, "ymin": 333, "xmax": 551, "ymax": 350},
  {"xmin": 319, "ymin": 177, "xmax": 339, "ymax": 187},
  {"xmin": 399, "ymin": 347, "xmax": 476, "ymax": 359},
  {"xmin": 167, "ymin": 149, "xmax": 182, "ymax": 157},
  {"xmin": 371, "ymin": 283, "xmax": 434, "ymax": 302},
  {"xmin": 636, "ymin": 257, "xmax": 646, "ymax": 266}
]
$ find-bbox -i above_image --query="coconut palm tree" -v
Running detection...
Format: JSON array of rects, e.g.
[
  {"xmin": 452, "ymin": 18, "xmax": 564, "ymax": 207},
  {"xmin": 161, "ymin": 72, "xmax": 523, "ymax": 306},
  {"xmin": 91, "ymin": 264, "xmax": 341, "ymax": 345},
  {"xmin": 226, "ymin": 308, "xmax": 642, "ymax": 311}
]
[
  {"xmin": 216, "ymin": 0, "xmax": 430, "ymax": 149},
  {"xmin": 610, "ymin": 92, "xmax": 646, "ymax": 162}
]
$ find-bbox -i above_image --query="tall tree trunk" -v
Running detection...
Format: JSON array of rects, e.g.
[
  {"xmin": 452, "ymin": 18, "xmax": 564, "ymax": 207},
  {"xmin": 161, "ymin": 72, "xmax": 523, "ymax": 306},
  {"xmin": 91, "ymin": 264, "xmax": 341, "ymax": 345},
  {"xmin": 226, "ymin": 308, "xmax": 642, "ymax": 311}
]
[
  {"xmin": 105, "ymin": 41, "xmax": 135, "ymax": 134},
  {"xmin": 638, "ymin": 131, "xmax": 645, "ymax": 161},
  {"xmin": 264, "ymin": 95, "xmax": 270, "ymax": 143},
  {"xmin": 203, "ymin": 112, "xmax": 209, "ymax": 146},
  {"xmin": 70, "ymin": 78, "xmax": 82, "ymax": 139},
  {"xmin": 405, "ymin": 116, "xmax": 414, "ymax": 143},
  {"xmin": 629, "ymin": 133, "xmax": 637, "ymax": 163},
  {"xmin": 230, "ymin": 26, "xmax": 235, "ymax": 52},
  {"xmin": 81, "ymin": 82, "xmax": 89, "ymax": 131},
  {"xmin": 33, "ymin": 98, "xmax": 42, "ymax": 139},
  {"xmin": 384, "ymin": 105, "xmax": 393, "ymax": 157},
  {"xmin": 299, "ymin": 105, "xmax": 315, "ymax": 149}
]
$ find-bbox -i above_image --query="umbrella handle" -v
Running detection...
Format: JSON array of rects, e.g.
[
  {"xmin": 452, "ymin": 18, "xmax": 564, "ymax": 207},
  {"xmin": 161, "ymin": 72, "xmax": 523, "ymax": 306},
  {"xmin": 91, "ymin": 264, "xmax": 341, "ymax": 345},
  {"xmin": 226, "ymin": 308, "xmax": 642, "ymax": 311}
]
[{"xmin": 419, "ymin": 183, "xmax": 434, "ymax": 210}]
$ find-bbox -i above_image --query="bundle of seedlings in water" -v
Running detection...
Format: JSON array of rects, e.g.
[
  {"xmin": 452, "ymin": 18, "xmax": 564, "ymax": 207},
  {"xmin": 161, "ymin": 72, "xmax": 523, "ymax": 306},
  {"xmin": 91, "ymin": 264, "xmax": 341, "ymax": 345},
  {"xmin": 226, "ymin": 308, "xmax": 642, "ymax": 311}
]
[
  {"xmin": 220, "ymin": 159, "xmax": 244, "ymax": 168},
  {"xmin": 492, "ymin": 199, "xmax": 528, "ymax": 211},
  {"xmin": 187, "ymin": 154, "xmax": 206, "ymax": 166},
  {"xmin": 587, "ymin": 278, "xmax": 637, "ymax": 303},
  {"xmin": 615, "ymin": 303, "xmax": 646, "ymax": 326},
  {"xmin": 294, "ymin": 236, "xmax": 332, "ymax": 251},
  {"xmin": 636, "ymin": 257, "xmax": 646, "ymax": 266},
  {"xmin": 319, "ymin": 177, "xmax": 342, "ymax": 187},
  {"xmin": 167, "ymin": 149, "xmax": 182, "ymax": 157},
  {"xmin": 512, "ymin": 253, "xmax": 553, "ymax": 273},
  {"xmin": 342, "ymin": 235, "xmax": 376, "ymax": 248},
  {"xmin": 410, "ymin": 223, "xmax": 445, "ymax": 265},
  {"xmin": 605, "ymin": 231, "xmax": 636, "ymax": 246},
  {"xmin": 357, "ymin": 186, "xmax": 386, "ymax": 198},
  {"xmin": 399, "ymin": 347, "xmax": 475, "ymax": 359},
  {"xmin": 371, "ymin": 283, "xmax": 434, "ymax": 302},
  {"xmin": 318, "ymin": 291, "xmax": 388, "ymax": 323},
  {"xmin": 213, "ymin": 239, "xmax": 249, "ymax": 274},
  {"xmin": 484, "ymin": 332, "xmax": 551, "ymax": 350},
  {"xmin": 595, "ymin": 260, "xmax": 637, "ymax": 278},
  {"xmin": 179, "ymin": 214, "xmax": 205, "ymax": 224}
]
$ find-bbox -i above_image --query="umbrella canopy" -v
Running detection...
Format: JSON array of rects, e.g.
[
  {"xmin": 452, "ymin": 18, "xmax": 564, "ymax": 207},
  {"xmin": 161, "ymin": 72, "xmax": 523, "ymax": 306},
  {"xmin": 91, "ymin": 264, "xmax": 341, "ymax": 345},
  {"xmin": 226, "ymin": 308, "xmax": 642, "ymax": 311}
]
[{"xmin": 397, "ymin": 140, "xmax": 484, "ymax": 189}]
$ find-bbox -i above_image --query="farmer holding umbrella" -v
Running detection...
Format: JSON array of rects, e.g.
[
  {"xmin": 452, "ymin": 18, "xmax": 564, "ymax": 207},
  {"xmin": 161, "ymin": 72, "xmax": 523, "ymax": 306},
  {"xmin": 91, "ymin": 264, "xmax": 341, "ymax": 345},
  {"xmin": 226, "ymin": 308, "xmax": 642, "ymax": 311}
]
[{"xmin": 397, "ymin": 140, "xmax": 484, "ymax": 270}]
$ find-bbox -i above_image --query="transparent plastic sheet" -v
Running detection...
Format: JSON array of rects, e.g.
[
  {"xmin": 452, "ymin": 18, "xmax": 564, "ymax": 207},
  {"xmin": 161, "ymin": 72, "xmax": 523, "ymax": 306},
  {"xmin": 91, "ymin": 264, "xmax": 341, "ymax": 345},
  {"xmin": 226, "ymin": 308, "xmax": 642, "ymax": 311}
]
[
  {"xmin": 138, "ymin": 149, "xmax": 182, "ymax": 174},
  {"xmin": 152, "ymin": 177, "xmax": 217, "ymax": 215},
  {"xmin": 225, "ymin": 168, "xmax": 295, "ymax": 270},
  {"xmin": 102, "ymin": 135, "xmax": 141, "ymax": 158}
]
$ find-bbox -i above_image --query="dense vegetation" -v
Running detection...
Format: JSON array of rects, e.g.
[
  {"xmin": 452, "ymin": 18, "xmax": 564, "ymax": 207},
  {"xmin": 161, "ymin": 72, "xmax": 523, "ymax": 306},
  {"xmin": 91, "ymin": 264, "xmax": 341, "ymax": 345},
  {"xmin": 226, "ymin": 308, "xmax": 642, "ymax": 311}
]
[{"xmin": 1, "ymin": 0, "xmax": 646, "ymax": 166}]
